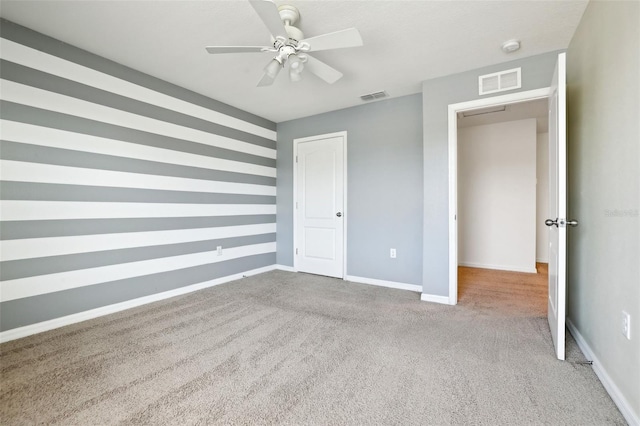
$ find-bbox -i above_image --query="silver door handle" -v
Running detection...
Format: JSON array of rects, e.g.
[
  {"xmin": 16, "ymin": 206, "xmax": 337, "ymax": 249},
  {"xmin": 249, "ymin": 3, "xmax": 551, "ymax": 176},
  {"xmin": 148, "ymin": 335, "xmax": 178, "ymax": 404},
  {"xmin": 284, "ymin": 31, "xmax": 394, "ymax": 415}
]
[
  {"xmin": 545, "ymin": 218, "xmax": 579, "ymax": 228},
  {"xmin": 336, "ymin": 212, "xmax": 342, "ymax": 217}
]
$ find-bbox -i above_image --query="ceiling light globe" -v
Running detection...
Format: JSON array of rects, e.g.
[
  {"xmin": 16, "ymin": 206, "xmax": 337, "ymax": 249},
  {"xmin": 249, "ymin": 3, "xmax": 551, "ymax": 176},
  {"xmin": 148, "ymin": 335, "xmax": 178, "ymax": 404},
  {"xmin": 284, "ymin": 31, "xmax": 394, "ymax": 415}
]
[
  {"xmin": 289, "ymin": 55, "xmax": 304, "ymax": 72},
  {"xmin": 264, "ymin": 58, "xmax": 282, "ymax": 78},
  {"xmin": 290, "ymin": 69, "xmax": 302, "ymax": 82}
]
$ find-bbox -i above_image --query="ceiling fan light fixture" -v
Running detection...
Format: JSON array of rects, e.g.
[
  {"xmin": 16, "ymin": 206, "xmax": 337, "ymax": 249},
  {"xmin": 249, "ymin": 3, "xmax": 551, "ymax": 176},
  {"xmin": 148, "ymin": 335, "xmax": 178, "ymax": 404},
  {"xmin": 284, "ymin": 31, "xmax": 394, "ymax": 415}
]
[
  {"xmin": 289, "ymin": 68, "xmax": 303, "ymax": 82},
  {"xmin": 264, "ymin": 58, "xmax": 283, "ymax": 78},
  {"xmin": 206, "ymin": 1, "xmax": 363, "ymax": 86},
  {"xmin": 289, "ymin": 55, "xmax": 304, "ymax": 72}
]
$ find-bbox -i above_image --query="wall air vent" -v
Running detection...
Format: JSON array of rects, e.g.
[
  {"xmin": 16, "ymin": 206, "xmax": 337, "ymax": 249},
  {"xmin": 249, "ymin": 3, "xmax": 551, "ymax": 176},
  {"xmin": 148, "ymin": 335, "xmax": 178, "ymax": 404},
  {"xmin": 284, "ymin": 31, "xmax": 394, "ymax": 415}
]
[
  {"xmin": 459, "ymin": 105, "xmax": 506, "ymax": 119},
  {"xmin": 478, "ymin": 68, "xmax": 521, "ymax": 95},
  {"xmin": 360, "ymin": 91, "xmax": 388, "ymax": 101}
]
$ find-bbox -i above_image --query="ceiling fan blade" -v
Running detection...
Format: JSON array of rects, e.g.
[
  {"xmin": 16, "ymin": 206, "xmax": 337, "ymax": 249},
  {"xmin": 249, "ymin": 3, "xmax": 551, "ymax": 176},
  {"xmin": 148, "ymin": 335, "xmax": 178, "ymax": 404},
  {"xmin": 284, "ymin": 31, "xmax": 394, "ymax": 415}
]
[
  {"xmin": 205, "ymin": 46, "xmax": 268, "ymax": 54},
  {"xmin": 249, "ymin": 0, "xmax": 287, "ymax": 40},
  {"xmin": 304, "ymin": 55, "xmax": 344, "ymax": 84},
  {"xmin": 301, "ymin": 28, "xmax": 363, "ymax": 52}
]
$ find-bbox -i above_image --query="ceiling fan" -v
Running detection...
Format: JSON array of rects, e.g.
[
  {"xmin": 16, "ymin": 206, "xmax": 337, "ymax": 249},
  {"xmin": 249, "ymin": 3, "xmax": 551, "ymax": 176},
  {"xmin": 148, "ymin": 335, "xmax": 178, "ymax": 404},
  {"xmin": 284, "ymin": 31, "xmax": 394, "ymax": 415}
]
[{"xmin": 205, "ymin": 0, "xmax": 363, "ymax": 86}]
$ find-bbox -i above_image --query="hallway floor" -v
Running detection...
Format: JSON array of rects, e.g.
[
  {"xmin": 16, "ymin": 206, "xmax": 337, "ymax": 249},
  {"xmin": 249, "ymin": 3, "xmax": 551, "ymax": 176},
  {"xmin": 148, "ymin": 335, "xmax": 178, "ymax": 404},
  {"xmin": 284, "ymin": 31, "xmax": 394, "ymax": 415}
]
[{"xmin": 458, "ymin": 263, "xmax": 548, "ymax": 317}]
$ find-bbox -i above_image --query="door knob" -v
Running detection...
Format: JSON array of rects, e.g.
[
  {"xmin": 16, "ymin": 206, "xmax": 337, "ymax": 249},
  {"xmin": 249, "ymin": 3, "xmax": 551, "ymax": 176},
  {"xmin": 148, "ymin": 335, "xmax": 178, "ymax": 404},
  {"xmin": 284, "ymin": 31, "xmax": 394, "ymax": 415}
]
[
  {"xmin": 545, "ymin": 218, "xmax": 578, "ymax": 228},
  {"xmin": 336, "ymin": 212, "xmax": 342, "ymax": 217}
]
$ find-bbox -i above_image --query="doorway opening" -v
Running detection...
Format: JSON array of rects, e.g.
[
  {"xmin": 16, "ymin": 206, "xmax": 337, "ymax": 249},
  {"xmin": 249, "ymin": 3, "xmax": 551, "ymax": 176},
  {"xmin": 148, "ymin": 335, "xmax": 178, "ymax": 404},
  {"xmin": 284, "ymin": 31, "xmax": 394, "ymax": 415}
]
[
  {"xmin": 447, "ymin": 88, "xmax": 551, "ymax": 306},
  {"xmin": 455, "ymin": 98, "xmax": 550, "ymax": 312},
  {"xmin": 448, "ymin": 53, "xmax": 567, "ymax": 360}
]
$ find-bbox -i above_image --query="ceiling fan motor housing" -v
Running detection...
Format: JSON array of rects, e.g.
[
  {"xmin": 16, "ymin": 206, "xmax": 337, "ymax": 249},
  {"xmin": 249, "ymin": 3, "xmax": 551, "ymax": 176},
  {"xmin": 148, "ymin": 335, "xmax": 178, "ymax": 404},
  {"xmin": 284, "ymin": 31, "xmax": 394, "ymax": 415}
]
[
  {"xmin": 278, "ymin": 5, "xmax": 304, "ymax": 42},
  {"xmin": 285, "ymin": 24, "xmax": 304, "ymax": 42}
]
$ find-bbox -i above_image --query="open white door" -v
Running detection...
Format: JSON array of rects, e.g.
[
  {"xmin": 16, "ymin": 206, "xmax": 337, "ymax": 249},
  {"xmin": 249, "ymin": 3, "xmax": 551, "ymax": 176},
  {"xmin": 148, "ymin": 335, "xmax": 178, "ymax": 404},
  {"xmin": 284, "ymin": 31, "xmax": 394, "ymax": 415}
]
[
  {"xmin": 546, "ymin": 52, "xmax": 577, "ymax": 360},
  {"xmin": 294, "ymin": 133, "xmax": 345, "ymax": 278}
]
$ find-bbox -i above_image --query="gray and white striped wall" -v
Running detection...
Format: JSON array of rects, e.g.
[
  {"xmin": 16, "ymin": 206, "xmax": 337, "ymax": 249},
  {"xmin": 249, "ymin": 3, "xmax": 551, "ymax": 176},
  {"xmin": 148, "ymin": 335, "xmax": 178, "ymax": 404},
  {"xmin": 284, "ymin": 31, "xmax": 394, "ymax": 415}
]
[{"xmin": 0, "ymin": 19, "xmax": 277, "ymax": 340}]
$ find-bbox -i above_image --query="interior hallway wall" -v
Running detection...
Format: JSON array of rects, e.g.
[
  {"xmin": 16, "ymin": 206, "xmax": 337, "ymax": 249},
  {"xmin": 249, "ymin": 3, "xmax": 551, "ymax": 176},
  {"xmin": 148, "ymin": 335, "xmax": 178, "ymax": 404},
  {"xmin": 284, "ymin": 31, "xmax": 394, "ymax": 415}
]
[{"xmin": 458, "ymin": 118, "xmax": 537, "ymax": 273}]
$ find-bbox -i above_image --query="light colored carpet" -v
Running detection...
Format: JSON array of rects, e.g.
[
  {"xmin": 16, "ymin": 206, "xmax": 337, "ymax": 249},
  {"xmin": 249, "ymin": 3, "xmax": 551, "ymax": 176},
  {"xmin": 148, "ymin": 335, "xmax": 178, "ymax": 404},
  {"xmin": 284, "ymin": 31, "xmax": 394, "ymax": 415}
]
[{"xmin": 0, "ymin": 270, "xmax": 625, "ymax": 425}]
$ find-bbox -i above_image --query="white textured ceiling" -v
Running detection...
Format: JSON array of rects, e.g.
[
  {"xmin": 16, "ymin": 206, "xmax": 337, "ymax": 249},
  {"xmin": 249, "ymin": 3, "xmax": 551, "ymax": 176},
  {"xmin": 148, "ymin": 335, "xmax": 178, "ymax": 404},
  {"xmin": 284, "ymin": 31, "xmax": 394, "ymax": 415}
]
[{"xmin": 0, "ymin": 0, "xmax": 588, "ymax": 123}]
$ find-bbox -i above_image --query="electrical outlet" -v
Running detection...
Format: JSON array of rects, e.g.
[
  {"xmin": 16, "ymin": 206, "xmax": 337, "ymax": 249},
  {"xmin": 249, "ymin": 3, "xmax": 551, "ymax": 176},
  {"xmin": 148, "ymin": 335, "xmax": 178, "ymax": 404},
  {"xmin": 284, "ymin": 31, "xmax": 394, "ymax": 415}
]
[
  {"xmin": 390, "ymin": 248, "xmax": 397, "ymax": 259},
  {"xmin": 217, "ymin": 246, "xmax": 223, "ymax": 256},
  {"xmin": 622, "ymin": 311, "xmax": 631, "ymax": 340}
]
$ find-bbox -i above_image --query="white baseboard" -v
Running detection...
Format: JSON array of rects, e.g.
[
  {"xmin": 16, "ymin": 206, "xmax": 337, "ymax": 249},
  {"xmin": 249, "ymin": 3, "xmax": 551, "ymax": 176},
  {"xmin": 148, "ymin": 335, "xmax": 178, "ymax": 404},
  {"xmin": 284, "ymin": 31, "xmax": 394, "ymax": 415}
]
[
  {"xmin": 420, "ymin": 293, "xmax": 453, "ymax": 305},
  {"xmin": 345, "ymin": 275, "xmax": 422, "ymax": 293},
  {"xmin": 458, "ymin": 261, "xmax": 537, "ymax": 274},
  {"xmin": 0, "ymin": 264, "xmax": 278, "ymax": 344},
  {"xmin": 567, "ymin": 319, "xmax": 639, "ymax": 426},
  {"xmin": 275, "ymin": 264, "xmax": 295, "ymax": 272}
]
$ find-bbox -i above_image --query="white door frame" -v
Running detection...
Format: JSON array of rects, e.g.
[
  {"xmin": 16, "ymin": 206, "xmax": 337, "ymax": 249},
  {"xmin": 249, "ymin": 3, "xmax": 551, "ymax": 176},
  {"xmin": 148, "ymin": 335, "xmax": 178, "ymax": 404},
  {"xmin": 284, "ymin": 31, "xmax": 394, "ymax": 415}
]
[
  {"xmin": 293, "ymin": 131, "xmax": 348, "ymax": 277},
  {"xmin": 447, "ymin": 88, "xmax": 551, "ymax": 305}
]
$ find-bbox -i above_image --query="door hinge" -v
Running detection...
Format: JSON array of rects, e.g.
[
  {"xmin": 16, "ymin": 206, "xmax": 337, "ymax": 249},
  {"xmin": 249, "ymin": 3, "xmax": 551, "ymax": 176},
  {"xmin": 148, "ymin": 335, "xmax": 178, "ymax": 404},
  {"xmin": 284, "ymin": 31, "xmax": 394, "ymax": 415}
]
[
  {"xmin": 296, "ymin": 248, "xmax": 298, "ymax": 255},
  {"xmin": 295, "ymin": 155, "xmax": 298, "ymax": 163},
  {"xmin": 295, "ymin": 202, "xmax": 298, "ymax": 209}
]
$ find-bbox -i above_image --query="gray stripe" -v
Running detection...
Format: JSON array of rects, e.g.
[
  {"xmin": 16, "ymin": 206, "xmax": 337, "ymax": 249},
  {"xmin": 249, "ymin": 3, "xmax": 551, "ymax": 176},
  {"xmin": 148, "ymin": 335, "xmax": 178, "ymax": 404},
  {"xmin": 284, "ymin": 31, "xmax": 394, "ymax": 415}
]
[
  {"xmin": 0, "ymin": 18, "xmax": 276, "ymax": 132},
  {"xmin": 0, "ymin": 182, "xmax": 276, "ymax": 204},
  {"xmin": 1, "ymin": 60, "xmax": 276, "ymax": 150},
  {"xmin": 0, "ymin": 140, "xmax": 276, "ymax": 187},
  {"xmin": 0, "ymin": 252, "xmax": 276, "ymax": 331},
  {"xmin": 1, "ymin": 233, "xmax": 276, "ymax": 280},
  {"xmin": 0, "ymin": 102, "xmax": 276, "ymax": 169},
  {"xmin": 0, "ymin": 215, "xmax": 276, "ymax": 240}
]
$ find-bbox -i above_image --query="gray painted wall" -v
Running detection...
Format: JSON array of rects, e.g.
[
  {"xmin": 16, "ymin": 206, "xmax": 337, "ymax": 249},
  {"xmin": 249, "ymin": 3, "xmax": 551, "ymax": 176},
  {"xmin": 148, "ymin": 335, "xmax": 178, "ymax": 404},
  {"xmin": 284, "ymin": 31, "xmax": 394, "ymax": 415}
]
[
  {"xmin": 567, "ymin": 1, "xmax": 639, "ymax": 420},
  {"xmin": 277, "ymin": 94, "xmax": 423, "ymax": 285},
  {"xmin": 421, "ymin": 50, "xmax": 562, "ymax": 297},
  {"xmin": 0, "ymin": 20, "xmax": 277, "ymax": 332}
]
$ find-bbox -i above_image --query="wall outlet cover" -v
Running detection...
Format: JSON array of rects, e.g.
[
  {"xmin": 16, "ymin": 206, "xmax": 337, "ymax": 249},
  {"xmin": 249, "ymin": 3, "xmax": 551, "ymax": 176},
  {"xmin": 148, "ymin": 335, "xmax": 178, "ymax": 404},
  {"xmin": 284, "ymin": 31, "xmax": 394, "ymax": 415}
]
[{"xmin": 622, "ymin": 311, "xmax": 631, "ymax": 340}]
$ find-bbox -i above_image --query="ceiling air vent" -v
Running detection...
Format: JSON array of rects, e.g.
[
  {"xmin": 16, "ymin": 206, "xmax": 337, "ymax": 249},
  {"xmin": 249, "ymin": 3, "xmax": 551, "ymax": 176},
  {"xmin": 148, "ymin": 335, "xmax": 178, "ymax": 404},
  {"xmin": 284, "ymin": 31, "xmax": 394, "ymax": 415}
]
[
  {"xmin": 360, "ymin": 91, "xmax": 388, "ymax": 101},
  {"xmin": 478, "ymin": 68, "xmax": 521, "ymax": 96}
]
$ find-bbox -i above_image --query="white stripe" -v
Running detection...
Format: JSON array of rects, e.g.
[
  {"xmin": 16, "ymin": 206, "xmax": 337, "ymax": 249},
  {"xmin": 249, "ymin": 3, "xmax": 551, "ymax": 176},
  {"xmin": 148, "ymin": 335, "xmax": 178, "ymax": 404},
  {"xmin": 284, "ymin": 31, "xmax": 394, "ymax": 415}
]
[
  {"xmin": 0, "ymin": 80, "xmax": 276, "ymax": 159},
  {"xmin": 0, "ymin": 160, "xmax": 276, "ymax": 196},
  {"xmin": 0, "ymin": 201, "xmax": 276, "ymax": 221},
  {"xmin": 0, "ymin": 38, "xmax": 276, "ymax": 141},
  {"xmin": 345, "ymin": 275, "xmax": 422, "ymax": 293},
  {"xmin": 0, "ymin": 242, "xmax": 276, "ymax": 302},
  {"xmin": 275, "ymin": 265, "xmax": 295, "ymax": 272},
  {"xmin": 420, "ymin": 293, "xmax": 454, "ymax": 305},
  {"xmin": 0, "ymin": 264, "xmax": 279, "ymax": 344},
  {"xmin": 1, "ymin": 223, "xmax": 277, "ymax": 261},
  {"xmin": 0, "ymin": 121, "xmax": 276, "ymax": 178}
]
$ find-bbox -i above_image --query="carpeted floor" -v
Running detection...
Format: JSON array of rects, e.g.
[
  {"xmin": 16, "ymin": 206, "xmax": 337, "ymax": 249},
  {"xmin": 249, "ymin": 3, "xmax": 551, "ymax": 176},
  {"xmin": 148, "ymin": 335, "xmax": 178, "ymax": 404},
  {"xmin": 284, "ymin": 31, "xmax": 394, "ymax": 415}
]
[{"xmin": 0, "ymin": 270, "xmax": 625, "ymax": 425}]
